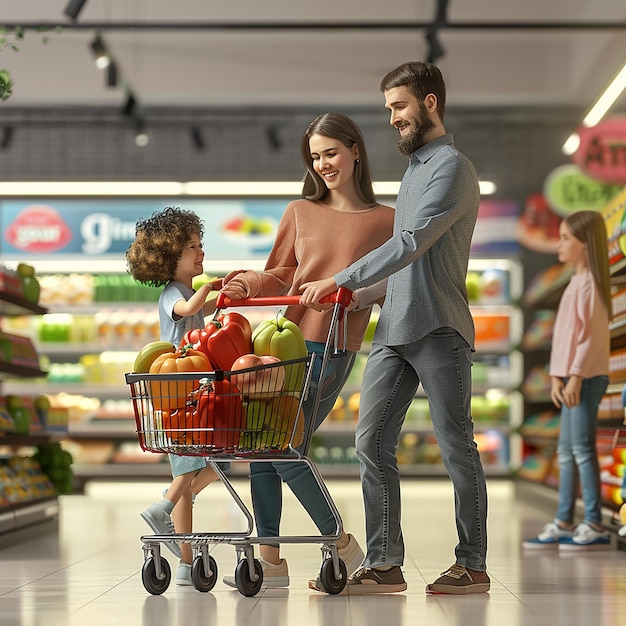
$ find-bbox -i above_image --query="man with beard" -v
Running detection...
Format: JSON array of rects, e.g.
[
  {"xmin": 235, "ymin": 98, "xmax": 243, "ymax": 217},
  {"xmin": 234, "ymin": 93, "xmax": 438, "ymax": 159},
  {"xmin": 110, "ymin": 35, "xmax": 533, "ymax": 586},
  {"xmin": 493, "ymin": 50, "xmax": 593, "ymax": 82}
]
[{"xmin": 300, "ymin": 61, "xmax": 489, "ymax": 595}]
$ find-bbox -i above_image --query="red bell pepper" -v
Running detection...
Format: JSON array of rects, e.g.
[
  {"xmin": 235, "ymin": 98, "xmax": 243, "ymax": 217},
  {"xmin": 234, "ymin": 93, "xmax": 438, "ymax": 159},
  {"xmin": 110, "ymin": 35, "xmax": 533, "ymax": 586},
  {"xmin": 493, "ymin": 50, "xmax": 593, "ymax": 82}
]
[
  {"xmin": 202, "ymin": 312, "xmax": 253, "ymax": 370},
  {"xmin": 194, "ymin": 378, "xmax": 245, "ymax": 449},
  {"xmin": 180, "ymin": 328, "xmax": 216, "ymax": 367}
]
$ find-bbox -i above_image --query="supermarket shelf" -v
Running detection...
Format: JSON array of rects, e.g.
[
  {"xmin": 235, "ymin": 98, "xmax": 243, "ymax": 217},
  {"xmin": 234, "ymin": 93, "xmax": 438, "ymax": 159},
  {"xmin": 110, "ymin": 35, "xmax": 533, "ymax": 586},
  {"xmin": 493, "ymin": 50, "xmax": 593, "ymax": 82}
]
[
  {"xmin": 70, "ymin": 460, "xmax": 512, "ymax": 487},
  {"xmin": 2, "ymin": 381, "xmax": 132, "ymax": 397},
  {"xmin": 0, "ymin": 292, "xmax": 47, "ymax": 317},
  {"xmin": 0, "ymin": 363, "xmax": 47, "ymax": 380},
  {"xmin": 0, "ymin": 431, "xmax": 68, "ymax": 447},
  {"xmin": 0, "ymin": 497, "xmax": 59, "ymax": 541}
]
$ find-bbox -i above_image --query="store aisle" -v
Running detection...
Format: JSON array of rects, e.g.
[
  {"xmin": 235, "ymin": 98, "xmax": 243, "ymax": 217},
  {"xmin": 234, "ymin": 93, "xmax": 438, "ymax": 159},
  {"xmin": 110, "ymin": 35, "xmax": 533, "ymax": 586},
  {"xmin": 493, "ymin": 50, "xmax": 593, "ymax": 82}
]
[{"xmin": 1, "ymin": 478, "xmax": 625, "ymax": 626}]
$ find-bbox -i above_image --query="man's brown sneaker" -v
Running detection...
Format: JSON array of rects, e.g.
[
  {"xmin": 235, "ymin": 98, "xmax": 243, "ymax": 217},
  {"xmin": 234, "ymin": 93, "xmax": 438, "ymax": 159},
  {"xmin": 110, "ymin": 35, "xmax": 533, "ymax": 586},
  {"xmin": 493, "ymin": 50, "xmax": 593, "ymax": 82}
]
[
  {"xmin": 345, "ymin": 566, "xmax": 407, "ymax": 594},
  {"xmin": 425, "ymin": 564, "xmax": 490, "ymax": 595}
]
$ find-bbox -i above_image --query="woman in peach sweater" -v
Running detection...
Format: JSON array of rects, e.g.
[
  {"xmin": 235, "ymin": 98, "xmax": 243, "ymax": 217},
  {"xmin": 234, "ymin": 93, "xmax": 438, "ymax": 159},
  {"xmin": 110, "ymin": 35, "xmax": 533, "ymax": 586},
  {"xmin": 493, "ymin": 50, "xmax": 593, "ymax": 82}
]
[{"xmin": 221, "ymin": 112, "xmax": 394, "ymax": 589}]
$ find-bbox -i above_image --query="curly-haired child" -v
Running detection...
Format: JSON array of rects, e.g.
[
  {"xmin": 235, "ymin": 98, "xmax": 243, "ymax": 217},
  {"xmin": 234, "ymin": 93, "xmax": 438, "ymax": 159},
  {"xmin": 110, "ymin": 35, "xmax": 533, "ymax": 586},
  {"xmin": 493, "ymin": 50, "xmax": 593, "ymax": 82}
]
[{"xmin": 126, "ymin": 206, "xmax": 222, "ymax": 585}]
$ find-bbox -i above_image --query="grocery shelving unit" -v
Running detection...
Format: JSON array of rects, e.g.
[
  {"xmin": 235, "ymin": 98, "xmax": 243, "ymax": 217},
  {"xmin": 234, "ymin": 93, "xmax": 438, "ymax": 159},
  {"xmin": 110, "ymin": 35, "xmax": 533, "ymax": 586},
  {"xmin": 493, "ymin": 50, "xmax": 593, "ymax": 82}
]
[{"xmin": 0, "ymin": 291, "xmax": 62, "ymax": 544}]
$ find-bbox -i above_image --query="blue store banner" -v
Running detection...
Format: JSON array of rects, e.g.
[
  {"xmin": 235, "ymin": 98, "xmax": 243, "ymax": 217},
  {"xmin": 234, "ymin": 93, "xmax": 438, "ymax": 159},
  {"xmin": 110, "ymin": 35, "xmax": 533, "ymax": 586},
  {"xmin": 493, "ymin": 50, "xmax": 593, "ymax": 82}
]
[{"xmin": 0, "ymin": 199, "xmax": 287, "ymax": 259}]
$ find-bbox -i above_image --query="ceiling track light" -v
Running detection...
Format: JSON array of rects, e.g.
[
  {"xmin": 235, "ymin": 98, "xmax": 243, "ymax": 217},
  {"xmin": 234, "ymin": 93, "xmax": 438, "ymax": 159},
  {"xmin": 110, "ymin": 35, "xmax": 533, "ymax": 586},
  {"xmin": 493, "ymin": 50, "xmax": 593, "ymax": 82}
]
[
  {"xmin": 0, "ymin": 126, "xmax": 14, "ymax": 150},
  {"xmin": 266, "ymin": 126, "xmax": 282, "ymax": 151},
  {"xmin": 134, "ymin": 121, "xmax": 149, "ymax": 147},
  {"xmin": 425, "ymin": 28, "xmax": 445, "ymax": 64},
  {"xmin": 190, "ymin": 126, "xmax": 206, "ymax": 151},
  {"xmin": 122, "ymin": 92, "xmax": 137, "ymax": 117},
  {"xmin": 90, "ymin": 34, "xmax": 110, "ymax": 69},
  {"xmin": 64, "ymin": 0, "xmax": 89, "ymax": 20},
  {"xmin": 106, "ymin": 61, "xmax": 118, "ymax": 88}
]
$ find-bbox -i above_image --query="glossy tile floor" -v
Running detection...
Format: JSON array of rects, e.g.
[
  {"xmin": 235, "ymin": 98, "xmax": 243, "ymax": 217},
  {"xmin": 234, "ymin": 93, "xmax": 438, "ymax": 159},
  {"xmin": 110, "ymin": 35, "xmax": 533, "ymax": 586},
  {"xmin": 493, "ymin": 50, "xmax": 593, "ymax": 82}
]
[{"xmin": 1, "ymin": 478, "xmax": 625, "ymax": 626}]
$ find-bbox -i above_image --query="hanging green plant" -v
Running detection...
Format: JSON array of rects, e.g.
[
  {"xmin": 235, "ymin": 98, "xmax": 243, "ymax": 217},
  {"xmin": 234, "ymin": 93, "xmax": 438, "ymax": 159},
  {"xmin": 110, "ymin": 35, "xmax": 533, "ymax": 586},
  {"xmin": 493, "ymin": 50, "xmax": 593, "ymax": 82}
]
[
  {"xmin": 0, "ymin": 25, "xmax": 62, "ymax": 102},
  {"xmin": 0, "ymin": 68, "xmax": 13, "ymax": 102}
]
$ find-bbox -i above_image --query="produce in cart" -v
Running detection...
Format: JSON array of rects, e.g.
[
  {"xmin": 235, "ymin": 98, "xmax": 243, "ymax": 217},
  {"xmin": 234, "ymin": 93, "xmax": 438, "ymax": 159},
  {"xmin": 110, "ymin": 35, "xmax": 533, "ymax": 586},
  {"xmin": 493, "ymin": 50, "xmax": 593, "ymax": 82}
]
[
  {"xmin": 182, "ymin": 311, "xmax": 253, "ymax": 370},
  {"xmin": 252, "ymin": 316, "xmax": 308, "ymax": 391},
  {"xmin": 231, "ymin": 353, "xmax": 285, "ymax": 398},
  {"xmin": 149, "ymin": 345, "xmax": 212, "ymax": 412}
]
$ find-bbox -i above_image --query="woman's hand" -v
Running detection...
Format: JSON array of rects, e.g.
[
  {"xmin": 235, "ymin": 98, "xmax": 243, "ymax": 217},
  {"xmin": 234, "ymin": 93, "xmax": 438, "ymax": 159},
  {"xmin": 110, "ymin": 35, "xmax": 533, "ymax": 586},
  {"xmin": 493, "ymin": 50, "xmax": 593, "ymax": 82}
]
[
  {"xmin": 299, "ymin": 278, "xmax": 338, "ymax": 307},
  {"xmin": 220, "ymin": 278, "xmax": 249, "ymax": 299},
  {"xmin": 220, "ymin": 270, "xmax": 249, "ymax": 299}
]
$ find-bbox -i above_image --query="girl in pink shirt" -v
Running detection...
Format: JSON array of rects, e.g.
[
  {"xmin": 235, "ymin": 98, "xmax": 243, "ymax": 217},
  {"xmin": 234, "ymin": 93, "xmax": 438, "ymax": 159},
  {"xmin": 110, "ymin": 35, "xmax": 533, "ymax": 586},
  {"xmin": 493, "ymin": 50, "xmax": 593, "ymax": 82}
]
[{"xmin": 524, "ymin": 210, "xmax": 612, "ymax": 549}]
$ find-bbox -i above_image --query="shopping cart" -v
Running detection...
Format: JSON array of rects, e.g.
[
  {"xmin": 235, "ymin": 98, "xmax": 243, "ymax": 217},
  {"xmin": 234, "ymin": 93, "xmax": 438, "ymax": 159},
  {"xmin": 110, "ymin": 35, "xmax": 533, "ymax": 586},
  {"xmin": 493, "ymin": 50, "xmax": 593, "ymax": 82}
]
[{"xmin": 125, "ymin": 287, "xmax": 354, "ymax": 596}]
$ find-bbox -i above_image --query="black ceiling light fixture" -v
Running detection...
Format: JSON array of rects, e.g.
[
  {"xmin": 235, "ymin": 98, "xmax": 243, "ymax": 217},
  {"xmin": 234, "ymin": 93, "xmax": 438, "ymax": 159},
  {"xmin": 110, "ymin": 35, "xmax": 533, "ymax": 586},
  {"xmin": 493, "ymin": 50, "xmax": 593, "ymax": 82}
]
[
  {"xmin": 106, "ymin": 61, "xmax": 118, "ymax": 88},
  {"xmin": 266, "ymin": 125, "xmax": 282, "ymax": 152},
  {"xmin": 0, "ymin": 126, "xmax": 14, "ymax": 150},
  {"xmin": 64, "ymin": 0, "xmax": 89, "ymax": 21},
  {"xmin": 190, "ymin": 126, "xmax": 206, "ymax": 152},
  {"xmin": 90, "ymin": 33, "xmax": 110, "ymax": 69},
  {"xmin": 122, "ymin": 91, "xmax": 137, "ymax": 117},
  {"xmin": 425, "ymin": 0, "xmax": 448, "ymax": 64}
]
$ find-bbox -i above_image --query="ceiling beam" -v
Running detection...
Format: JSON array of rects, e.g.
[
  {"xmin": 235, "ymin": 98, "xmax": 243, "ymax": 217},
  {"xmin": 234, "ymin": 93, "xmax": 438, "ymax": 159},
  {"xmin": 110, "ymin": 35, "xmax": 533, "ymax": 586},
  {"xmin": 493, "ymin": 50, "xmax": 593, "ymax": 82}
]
[{"xmin": 2, "ymin": 21, "xmax": 626, "ymax": 32}]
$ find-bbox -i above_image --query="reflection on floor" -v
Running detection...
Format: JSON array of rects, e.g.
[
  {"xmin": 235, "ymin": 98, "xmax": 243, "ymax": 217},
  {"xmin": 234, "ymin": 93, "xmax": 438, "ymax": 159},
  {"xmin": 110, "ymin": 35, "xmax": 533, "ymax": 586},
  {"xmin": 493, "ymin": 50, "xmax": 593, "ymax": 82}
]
[{"xmin": 0, "ymin": 478, "xmax": 625, "ymax": 626}]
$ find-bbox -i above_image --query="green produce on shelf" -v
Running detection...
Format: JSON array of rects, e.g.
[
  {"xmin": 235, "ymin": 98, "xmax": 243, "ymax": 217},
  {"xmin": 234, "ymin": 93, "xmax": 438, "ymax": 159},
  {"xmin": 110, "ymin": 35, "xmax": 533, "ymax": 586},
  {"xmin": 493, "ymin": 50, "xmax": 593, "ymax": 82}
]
[
  {"xmin": 34, "ymin": 442, "xmax": 74, "ymax": 495},
  {"xmin": 16, "ymin": 263, "xmax": 41, "ymax": 304}
]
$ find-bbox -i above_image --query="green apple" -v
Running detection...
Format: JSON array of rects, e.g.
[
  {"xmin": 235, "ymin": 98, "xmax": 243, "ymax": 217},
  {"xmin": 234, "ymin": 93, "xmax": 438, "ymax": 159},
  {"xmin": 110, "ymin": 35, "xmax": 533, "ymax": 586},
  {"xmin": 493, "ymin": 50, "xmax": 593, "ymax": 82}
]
[
  {"xmin": 35, "ymin": 395, "xmax": 51, "ymax": 411},
  {"xmin": 16, "ymin": 263, "xmax": 35, "ymax": 278},
  {"xmin": 466, "ymin": 272, "xmax": 481, "ymax": 302}
]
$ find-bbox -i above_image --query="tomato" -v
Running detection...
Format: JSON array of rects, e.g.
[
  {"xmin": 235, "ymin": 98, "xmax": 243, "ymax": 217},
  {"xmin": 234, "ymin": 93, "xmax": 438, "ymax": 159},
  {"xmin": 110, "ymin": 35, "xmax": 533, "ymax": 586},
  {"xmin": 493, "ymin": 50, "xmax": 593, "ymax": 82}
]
[
  {"xmin": 149, "ymin": 345, "xmax": 212, "ymax": 413},
  {"xmin": 231, "ymin": 354, "xmax": 285, "ymax": 398},
  {"xmin": 194, "ymin": 378, "xmax": 245, "ymax": 449}
]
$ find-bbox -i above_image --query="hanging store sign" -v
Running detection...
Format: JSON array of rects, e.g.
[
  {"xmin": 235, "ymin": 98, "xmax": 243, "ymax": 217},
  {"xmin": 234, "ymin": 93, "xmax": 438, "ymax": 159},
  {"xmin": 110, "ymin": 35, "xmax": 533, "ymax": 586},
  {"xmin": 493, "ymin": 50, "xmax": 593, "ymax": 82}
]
[
  {"xmin": 543, "ymin": 164, "xmax": 622, "ymax": 216},
  {"xmin": 572, "ymin": 118, "xmax": 626, "ymax": 185}
]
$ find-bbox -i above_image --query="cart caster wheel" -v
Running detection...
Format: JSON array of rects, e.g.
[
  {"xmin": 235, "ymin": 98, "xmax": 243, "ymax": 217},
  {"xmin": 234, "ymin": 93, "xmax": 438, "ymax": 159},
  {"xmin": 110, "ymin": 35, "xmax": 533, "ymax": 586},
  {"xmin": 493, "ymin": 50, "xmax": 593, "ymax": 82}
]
[
  {"xmin": 192, "ymin": 554, "xmax": 218, "ymax": 592},
  {"xmin": 141, "ymin": 556, "xmax": 171, "ymax": 595},
  {"xmin": 319, "ymin": 558, "xmax": 347, "ymax": 594},
  {"xmin": 235, "ymin": 558, "xmax": 264, "ymax": 597}
]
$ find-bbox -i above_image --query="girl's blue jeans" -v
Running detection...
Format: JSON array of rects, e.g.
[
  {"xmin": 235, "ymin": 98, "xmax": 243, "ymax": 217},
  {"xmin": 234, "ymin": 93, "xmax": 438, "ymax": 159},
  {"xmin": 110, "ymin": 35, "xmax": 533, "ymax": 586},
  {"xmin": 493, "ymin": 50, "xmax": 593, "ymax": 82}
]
[
  {"xmin": 250, "ymin": 341, "xmax": 356, "ymax": 543},
  {"xmin": 555, "ymin": 375, "xmax": 609, "ymax": 526}
]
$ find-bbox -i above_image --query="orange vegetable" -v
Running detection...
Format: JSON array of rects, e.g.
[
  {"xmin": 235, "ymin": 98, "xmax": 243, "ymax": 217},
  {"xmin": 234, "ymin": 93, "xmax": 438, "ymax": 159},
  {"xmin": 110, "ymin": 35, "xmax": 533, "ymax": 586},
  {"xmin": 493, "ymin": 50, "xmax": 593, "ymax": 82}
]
[{"xmin": 149, "ymin": 344, "xmax": 212, "ymax": 413}]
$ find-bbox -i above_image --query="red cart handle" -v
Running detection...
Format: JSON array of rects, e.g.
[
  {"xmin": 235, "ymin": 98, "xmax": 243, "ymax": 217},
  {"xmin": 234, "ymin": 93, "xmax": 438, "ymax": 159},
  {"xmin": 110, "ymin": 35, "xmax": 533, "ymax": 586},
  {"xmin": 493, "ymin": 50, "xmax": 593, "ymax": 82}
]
[{"xmin": 215, "ymin": 287, "xmax": 353, "ymax": 310}]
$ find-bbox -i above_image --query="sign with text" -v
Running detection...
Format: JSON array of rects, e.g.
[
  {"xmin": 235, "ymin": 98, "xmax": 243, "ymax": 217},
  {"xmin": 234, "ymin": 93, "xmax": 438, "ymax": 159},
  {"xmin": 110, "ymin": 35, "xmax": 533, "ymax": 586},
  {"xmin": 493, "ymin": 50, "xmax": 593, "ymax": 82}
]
[
  {"xmin": 0, "ymin": 199, "xmax": 287, "ymax": 259},
  {"xmin": 572, "ymin": 118, "xmax": 626, "ymax": 185}
]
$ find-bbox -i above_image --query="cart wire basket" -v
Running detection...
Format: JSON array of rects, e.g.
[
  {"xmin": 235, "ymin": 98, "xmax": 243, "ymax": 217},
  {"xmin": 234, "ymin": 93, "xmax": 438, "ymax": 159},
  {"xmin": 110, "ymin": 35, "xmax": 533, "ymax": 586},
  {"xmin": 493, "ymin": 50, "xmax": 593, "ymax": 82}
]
[
  {"xmin": 126, "ymin": 356, "xmax": 313, "ymax": 459},
  {"xmin": 125, "ymin": 288, "xmax": 354, "ymax": 597}
]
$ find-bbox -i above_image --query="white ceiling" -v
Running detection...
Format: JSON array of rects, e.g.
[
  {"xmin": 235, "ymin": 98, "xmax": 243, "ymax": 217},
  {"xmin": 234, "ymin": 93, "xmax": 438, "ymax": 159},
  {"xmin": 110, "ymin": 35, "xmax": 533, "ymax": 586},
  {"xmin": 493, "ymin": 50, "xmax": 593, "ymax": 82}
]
[{"xmin": 1, "ymin": 0, "xmax": 625, "ymax": 113}]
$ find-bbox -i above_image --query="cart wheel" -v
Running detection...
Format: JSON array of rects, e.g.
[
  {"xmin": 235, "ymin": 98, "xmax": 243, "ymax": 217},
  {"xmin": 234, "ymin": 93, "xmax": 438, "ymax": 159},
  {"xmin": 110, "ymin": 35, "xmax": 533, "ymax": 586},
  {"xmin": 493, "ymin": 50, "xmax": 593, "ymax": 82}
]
[
  {"xmin": 319, "ymin": 558, "xmax": 347, "ymax": 595},
  {"xmin": 234, "ymin": 558, "xmax": 264, "ymax": 597},
  {"xmin": 141, "ymin": 556, "xmax": 171, "ymax": 595},
  {"xmin": 191, "ymin": 554, "xmax": 218, "ymax": 592}
]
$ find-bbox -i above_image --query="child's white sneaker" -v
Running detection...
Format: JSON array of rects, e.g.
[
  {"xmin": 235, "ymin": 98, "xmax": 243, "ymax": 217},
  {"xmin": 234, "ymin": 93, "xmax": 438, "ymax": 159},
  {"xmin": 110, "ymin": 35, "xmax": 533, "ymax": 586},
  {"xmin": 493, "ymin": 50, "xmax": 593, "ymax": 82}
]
[
  {"xmin": 140, "ymin": 501, "xmax": 181, "ymax": 558},
  {"xmin": 522, "ymin": 520, "xmax": 574, "ymax": 548},
  {"xmin": 223, "ymin": 557, "xmax": 289, "ymax": 588},
  {"xmin": 176, "ymin": 561, "xmax": 193, "ymax": 586},
  {"xmin": 559, "ymin": 522, "xmax": 611, "ymax": 550}
]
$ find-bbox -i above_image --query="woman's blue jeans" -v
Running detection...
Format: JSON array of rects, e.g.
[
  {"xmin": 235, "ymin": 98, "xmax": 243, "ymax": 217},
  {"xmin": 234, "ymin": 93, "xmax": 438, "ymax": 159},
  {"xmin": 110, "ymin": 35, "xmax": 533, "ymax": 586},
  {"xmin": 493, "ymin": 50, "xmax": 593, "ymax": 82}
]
[
  {"xmin": 555, "ymin": 375, "xmax": 608, "ymax": 526},
  {"xmin": 355, "ymin": 329, "xmax": 488, "ymax": 572},
  {"xmin": 250, "ymin": 341, "xmax": 356, "ymax": 543}
]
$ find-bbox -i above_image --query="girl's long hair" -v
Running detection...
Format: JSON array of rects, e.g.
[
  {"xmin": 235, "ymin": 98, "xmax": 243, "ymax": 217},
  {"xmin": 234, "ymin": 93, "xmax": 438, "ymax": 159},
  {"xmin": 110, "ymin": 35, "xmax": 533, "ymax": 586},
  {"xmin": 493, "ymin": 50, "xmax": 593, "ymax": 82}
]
[{"xmin": 564, "ymin": 210, "xmax": 613, "ymax": 320}]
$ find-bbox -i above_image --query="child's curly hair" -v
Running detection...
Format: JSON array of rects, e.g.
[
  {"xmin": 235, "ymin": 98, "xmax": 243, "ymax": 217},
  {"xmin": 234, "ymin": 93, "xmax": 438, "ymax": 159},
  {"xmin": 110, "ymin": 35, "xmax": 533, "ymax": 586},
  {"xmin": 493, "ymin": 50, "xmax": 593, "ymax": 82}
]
[{"xmin": 125, "ymin": 207, "xmax": 205, "ymax": 287}]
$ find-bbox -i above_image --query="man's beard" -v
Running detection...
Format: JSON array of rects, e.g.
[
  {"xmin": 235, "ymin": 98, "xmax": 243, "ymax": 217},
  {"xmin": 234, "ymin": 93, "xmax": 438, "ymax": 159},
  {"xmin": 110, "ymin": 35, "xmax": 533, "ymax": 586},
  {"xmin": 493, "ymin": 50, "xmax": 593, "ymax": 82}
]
[{"xmin": 396, "ymin": 104, "xmax": 436, "ymax": 156}]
